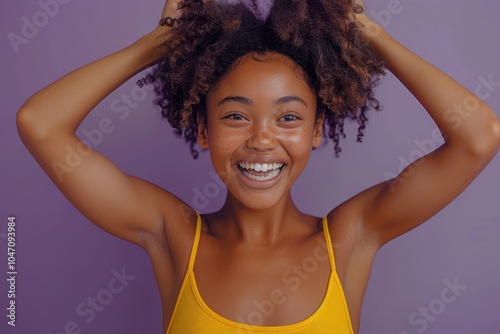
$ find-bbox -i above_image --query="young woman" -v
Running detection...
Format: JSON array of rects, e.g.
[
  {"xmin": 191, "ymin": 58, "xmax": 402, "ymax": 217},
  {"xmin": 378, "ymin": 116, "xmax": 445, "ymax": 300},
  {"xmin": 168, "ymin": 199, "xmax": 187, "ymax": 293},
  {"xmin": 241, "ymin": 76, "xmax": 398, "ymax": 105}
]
[{"xmin": 16, "ymin": 0, "xmax": 500, "ymax": 333}]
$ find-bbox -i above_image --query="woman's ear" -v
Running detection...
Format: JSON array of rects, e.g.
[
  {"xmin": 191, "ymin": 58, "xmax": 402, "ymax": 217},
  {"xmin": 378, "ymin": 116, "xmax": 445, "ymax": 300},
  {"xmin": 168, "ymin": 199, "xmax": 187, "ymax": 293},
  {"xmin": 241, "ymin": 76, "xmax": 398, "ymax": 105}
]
[
  {"xmin": 312, "ymin": 113, "xmax": 325, "ymax": 148},
  {"xmin": 197, "ymin": 114, "xmax": 209, "ymax": 149}
]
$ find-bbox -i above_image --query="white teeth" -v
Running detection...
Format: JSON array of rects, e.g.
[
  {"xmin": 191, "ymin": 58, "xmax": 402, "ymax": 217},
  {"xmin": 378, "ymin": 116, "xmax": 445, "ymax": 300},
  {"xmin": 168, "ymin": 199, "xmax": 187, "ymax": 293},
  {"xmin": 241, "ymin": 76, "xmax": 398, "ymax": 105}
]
[
  {"xmin": 243, "ymin": 168, "xmax": 280, "ymax": 181},
  {"xmin": 237, "ymin": 162, "xmax": 284, "ymax": 172},
  {"xmin": 237, "ymin": 161, "xmax": 285, "ymax": 182}
]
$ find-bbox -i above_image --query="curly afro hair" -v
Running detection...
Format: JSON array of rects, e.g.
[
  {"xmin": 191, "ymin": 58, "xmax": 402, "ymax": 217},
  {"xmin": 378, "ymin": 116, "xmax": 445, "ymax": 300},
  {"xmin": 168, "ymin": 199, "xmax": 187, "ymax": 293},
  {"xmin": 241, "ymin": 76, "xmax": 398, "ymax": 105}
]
[{"xmin": 141, "ymin": 0, "xmax": 386, "ymax": 158}]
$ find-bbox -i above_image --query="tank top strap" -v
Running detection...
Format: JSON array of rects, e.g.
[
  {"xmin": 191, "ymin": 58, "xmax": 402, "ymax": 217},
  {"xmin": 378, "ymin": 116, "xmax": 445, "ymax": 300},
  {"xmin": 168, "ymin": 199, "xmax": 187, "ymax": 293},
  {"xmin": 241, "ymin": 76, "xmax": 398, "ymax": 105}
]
[
  {"xmin": 321, "ymin": 216, "xmax": 336, "ymax": 271},
  {"xmin": 187, "ymin": 214, "xmax": 202, "ymax": 271}
]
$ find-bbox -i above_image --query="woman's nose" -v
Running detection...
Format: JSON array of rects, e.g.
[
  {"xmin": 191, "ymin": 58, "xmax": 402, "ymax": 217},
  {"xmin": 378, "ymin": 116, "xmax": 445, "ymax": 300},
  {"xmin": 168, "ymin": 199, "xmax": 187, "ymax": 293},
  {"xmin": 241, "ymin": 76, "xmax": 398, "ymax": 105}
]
[{"xmin": 246, "ymin": 122, "xmax": 278, "ymax": 151}]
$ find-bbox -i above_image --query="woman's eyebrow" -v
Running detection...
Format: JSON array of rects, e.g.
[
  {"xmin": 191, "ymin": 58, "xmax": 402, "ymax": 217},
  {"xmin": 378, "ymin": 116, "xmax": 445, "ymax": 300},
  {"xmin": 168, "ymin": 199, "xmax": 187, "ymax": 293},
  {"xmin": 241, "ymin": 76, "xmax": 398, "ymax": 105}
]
[
  {"xmin": 218, "ymin": 95, "xmax": 308, "ymax": 107},
  {"xmin": 274, "ymin": 96, "xmax": 308, "ymax": 107},
  {"xmin": 218, "ymin": 96, "xmax": 253, "ymax": 106}
]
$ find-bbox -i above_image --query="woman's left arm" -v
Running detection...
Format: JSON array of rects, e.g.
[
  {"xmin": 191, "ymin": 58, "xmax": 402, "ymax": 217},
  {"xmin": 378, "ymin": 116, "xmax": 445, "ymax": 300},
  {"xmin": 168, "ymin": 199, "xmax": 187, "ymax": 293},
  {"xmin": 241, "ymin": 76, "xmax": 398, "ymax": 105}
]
[{"xmin": 353, "ymin": 7, "xmax": 500, "ymax": 246}]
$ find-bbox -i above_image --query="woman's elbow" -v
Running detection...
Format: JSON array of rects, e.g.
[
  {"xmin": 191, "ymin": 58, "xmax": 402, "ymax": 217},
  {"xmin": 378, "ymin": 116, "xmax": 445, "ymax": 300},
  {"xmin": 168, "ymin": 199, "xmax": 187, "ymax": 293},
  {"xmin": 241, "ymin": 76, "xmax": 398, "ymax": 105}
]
[
  {"xmin": 470, "ymin": 117, "xmax": 500, "ymax": 158},
  {"xmin": 16, "ymin": 108, "xmax": 48, "ymax": 142}
]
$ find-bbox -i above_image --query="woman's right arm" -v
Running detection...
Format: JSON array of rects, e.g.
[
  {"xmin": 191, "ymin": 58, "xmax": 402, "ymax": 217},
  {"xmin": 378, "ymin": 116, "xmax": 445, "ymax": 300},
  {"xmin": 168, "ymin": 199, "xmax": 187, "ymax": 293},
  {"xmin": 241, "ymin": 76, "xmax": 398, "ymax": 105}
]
[{"xmin": 16, "ymin": 2, "xmax": 191, "ymax": 249}]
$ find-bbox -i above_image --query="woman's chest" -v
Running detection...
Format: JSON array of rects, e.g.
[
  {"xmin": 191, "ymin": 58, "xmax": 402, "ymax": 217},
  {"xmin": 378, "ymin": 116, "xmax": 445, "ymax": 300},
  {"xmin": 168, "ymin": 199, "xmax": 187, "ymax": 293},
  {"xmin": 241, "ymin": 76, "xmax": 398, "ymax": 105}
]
[{"xmin": 192, "ymin": 236, "xmax": 336, "ymax": 326}]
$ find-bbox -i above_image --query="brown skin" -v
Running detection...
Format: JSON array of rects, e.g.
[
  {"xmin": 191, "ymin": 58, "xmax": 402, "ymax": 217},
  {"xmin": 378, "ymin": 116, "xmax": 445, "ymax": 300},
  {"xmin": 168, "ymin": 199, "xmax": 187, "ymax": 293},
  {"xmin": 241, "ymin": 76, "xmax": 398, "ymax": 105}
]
[
  {"xmin": 200, "ymin": 53, "xmax": 323, "ymax": 216},
  {"xmin": 16, "ymin": 0, "xmax": 500, "ymax": 333},
  {"xmin": 192, "ymin": 53, "xmax": 332, "ymax": 326}
]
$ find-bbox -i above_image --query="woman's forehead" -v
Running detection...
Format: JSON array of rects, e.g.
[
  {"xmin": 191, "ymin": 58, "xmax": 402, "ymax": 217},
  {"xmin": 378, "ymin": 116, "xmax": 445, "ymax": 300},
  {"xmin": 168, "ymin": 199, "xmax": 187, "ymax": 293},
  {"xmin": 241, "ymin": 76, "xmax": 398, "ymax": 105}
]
[{"xmin": 208, "ymin": 52, "xmax": 315, "ymax": 98}]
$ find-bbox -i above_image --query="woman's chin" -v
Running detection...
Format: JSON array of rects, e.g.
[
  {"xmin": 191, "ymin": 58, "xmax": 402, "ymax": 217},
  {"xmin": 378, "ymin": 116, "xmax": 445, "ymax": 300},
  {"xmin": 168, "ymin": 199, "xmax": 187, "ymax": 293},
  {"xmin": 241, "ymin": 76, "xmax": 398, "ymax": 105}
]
[{"xmin": 226, "ymin": 190, "xmax": 290, "ymax": 212}]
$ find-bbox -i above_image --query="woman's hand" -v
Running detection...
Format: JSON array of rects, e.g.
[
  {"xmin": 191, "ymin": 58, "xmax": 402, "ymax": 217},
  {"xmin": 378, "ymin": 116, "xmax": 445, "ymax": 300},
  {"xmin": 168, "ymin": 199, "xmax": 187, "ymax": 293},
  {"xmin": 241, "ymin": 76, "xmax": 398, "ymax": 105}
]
[
  {"xmin": 161, "ymin": 0, "xmax": 183, "ymax": 20},
  {"xmin": 352, "ymin": 0, "xmax": 383, "ymax": 39},
  {"xmin": 143, "ymin": 0, "xmax": 185, "ymax": 63},
  {"xmin": 353, "ymin": 0, "xmax": 368, "ymax": 21},
  {"xmin": 353, "ymin": 0, "xmax": 365, "ymax": 10}
]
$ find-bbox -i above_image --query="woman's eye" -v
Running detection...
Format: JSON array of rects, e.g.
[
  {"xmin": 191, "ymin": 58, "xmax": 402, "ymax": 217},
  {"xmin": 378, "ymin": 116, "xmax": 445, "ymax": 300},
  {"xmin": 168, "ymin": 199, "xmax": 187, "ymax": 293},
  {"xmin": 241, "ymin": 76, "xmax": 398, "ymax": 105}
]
[
  {"xmin": 279, "ymin": 114, "xmax": 299, "ymax": 122},
  {"xmin": 223, "ymin": 113, "xmax": 245, "ymax": 121}
]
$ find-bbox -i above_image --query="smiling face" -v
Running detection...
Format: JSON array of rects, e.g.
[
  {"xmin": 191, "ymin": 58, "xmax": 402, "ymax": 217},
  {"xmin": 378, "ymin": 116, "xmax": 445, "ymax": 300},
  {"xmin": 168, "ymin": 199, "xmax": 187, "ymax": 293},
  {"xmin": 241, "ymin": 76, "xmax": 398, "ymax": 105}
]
[{"xmin": 199, "ymin": 52, "xmax": 324, "ymax": 210}]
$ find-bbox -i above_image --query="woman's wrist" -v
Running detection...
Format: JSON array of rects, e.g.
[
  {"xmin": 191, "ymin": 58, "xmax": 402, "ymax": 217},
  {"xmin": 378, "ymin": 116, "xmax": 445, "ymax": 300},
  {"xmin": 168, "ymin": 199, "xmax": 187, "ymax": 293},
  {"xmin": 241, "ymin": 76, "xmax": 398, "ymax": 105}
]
[
  {"xmin": 355, "ymin": 12, "xmax": 385, "ymax": 44},
  {"xmin": 133, "ymin": 26, "xmax": 170, "ymax": 70}
]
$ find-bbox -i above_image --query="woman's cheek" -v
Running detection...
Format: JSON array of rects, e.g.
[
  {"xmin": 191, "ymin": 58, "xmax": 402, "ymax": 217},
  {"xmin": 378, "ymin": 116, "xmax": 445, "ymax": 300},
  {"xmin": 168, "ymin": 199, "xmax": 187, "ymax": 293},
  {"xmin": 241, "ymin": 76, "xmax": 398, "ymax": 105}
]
[
  {"xmin": 209, "ymin": 128, "xmax": 245, "ymax": 152},
  {"xmin": 277, "ymin": 127, "xmax": 313, "ymax": 147}
]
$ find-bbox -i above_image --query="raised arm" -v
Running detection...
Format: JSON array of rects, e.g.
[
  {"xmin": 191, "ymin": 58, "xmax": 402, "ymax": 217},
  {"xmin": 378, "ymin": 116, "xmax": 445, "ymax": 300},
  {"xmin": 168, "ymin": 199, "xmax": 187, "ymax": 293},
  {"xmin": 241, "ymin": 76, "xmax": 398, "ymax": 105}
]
[
  {"xmin": 16, "ymin": 1, "xmax": 189, "ymax": 248},
  {"xmin": 343, "ymin": 2, "xmax": 500, "ymax": 246}
]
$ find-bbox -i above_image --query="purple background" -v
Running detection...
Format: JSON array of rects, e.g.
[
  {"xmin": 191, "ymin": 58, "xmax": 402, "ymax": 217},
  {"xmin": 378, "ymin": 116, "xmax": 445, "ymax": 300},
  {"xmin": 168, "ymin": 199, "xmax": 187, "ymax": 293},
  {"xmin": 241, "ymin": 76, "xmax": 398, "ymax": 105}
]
[{"xmin": 1, "ymin": 1, "xmax": 499, "ymax": 333}]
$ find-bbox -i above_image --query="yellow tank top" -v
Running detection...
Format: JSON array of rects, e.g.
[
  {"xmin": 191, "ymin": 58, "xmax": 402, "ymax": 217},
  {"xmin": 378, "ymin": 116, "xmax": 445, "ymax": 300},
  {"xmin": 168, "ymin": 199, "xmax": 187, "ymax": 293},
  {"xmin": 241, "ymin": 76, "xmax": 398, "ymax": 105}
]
[{"xmin": 166, "ymin": 215, "xmax": 354, "ymax": 334}]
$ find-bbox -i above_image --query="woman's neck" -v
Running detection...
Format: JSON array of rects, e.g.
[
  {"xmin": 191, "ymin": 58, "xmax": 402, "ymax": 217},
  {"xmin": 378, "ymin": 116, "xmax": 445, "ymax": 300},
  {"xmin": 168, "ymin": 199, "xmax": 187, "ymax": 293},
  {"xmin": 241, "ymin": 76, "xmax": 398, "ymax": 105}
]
[{"xmin": 205, "ymin": 193, "xmax": 318, "ymax": 248}]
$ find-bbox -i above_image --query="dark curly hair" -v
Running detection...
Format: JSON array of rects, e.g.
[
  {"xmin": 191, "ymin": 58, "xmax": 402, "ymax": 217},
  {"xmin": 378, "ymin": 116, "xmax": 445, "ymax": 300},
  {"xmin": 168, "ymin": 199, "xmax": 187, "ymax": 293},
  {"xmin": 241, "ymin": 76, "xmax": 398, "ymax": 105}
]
[{"xmin": 140, "ymin": 0, "xmax": 386, "ymax": 158}]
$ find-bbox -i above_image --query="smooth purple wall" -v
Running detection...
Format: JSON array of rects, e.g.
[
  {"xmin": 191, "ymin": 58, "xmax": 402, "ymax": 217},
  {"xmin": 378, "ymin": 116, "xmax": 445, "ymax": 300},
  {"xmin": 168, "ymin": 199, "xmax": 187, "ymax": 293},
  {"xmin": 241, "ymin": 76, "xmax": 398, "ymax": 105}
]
[{"xmin": 1, "ymin": 1, "xmax": 499, "ymax": 333}]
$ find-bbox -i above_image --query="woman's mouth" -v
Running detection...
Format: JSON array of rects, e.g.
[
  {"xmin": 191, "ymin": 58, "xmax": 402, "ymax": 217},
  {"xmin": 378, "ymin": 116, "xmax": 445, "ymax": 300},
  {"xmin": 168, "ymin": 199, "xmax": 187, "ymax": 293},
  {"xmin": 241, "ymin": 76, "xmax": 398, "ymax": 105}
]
[{"xmin": 237, "ymin": 162, "xmax": 286, "ymax": 182}]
